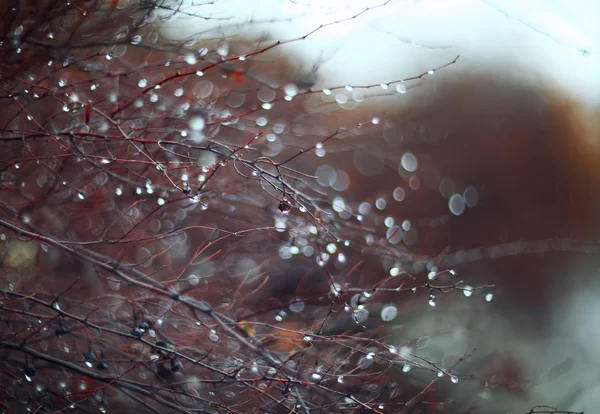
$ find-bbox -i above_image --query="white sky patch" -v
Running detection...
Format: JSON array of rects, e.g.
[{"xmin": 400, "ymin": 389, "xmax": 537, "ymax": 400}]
[{"xmin": 161, "ymin": 0, "xmax": 599, "ymax": 104}]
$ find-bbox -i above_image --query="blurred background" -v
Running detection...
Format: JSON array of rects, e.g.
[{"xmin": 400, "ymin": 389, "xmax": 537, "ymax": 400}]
[{"xmin": 161, "ymin": 0, "xmax": 600, "ymax": 411}]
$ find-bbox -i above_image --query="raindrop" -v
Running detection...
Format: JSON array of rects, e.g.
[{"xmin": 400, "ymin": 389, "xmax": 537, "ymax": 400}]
[
  {"xmin": 335, "ymin": 93, "xmax": 348, "ymax": 104},
  {"xmin": 352, "ymin": 90, "xmax": 364, "ymax": 101},
  {"xmin": 289, "ymin": 300, "xmax": 305, "ymax": 313},
  {"xmin": 131, "ymin": 35, "xmax": 141, "ymax": 44},
  {"xmin": 463, "ymin": 286, "xmax": 473, "ymax": 297},
  {"xmin": 358, "ymin": 356, "xmax": 375, "ymax": 369},
  {"xmin": 353, "ymin": 309, "xmax": 369, "ymax": 324},
  {"xmin": 257, "ymin": 89, "xmax": 276, "ymax": 103},
  {"xmin": 386, "ymin": 226, "xmax": 403, "ymax": 244},
  {"xmin": 278, "ymin": 199, "xmax": 292, "ymax": 214},
  {"xmin": 380, "ymin": 305, "xmax": 398, "ymax": 321},
  {"xmin": 174, "ymin": 88, "xmax": 184, "ymax": 97},
  {"xmin": 396, "ymin": 84, "xmax": 407, "ymax": 94},
  {"xmin": 358, "ymin": 202, "xmax": 371, "ymax": 215},
  {"xmin": 449, "ymin": 194, "xmax": 466, "ymax": 216},
  {"xmin": 400, "ymin": 153, "xmax": 418, "ymax": 172},
  {"xmin": 194, "ymin": 80, "xmax": 213, "ymax": 98},
  {"xmin": 416, "ymin": 335, "xmax": 430, "ymax": 349},
  {"xmin": 217, "ymin": 43, "xmax": 229, "ymax": 56},
  {"xmin": 451, "ymin": 376, "xmax": 459, "ymax": 383},
  {"xmin": 393, "ymin": 187, "xmax": 406, "ymax": 202},
  {"xmin": 189, "ymin": 115, "xmax": 205, "ymax": 131},
  {"xmin": 226, "ymin": 92, "xmax": 245, "ymax": 108},
  {"xmin": 137, "ymin": 79, "xmax": 147, "ymax": 88},
  {"xmin": 439, "ymin": 178, "xmax": 456, "ymax": 198},
  {"xmin": 464, "ymin": 187, "xmax": 479, "ymax": 207},
  {"xmin": 485, "ymin": 293, "xmax": 494, "ymax": 302},
  {"xmin": 185, "ymin": 54, "xmax": 197, "ymax": 65},
  {"xmin": 284, "ymin": 83, "xmax": 298, "ymax": 97}
]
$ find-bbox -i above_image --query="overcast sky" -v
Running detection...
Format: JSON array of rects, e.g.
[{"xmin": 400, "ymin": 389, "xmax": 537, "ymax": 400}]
[{"xmin": 162, "ymin": 0, "xmax": 599, "ymax": 106}]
